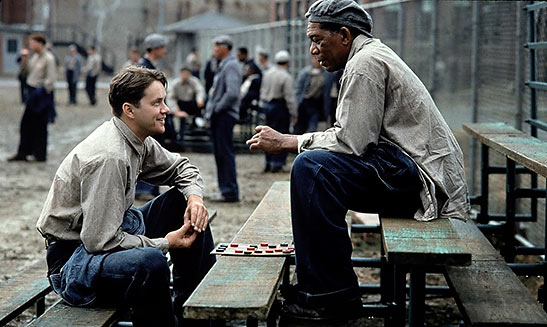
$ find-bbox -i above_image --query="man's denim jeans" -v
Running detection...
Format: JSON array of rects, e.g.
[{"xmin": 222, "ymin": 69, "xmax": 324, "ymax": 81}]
[
  {"xmin": 47, "ymin": 188, "xmax": 215, "ymax": 327},
  {"xmin": 290, "ymin": 144, "xmax": 422, "ymax": 307}
]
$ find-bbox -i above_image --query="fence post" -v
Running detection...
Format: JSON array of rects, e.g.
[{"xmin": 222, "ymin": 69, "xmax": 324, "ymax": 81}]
[
  {"xmin": 429, "ymin": 0, "xmax": 438, "ymax": 96},
  {"xmin": 470, "ymin": 0, "xmax": 480, "ymax": 194}
]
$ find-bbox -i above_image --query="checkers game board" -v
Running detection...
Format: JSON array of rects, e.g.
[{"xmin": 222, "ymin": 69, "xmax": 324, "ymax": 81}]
[{"xmin": 211, "ymin": 242, "xmax": 295, "ymax": 256}]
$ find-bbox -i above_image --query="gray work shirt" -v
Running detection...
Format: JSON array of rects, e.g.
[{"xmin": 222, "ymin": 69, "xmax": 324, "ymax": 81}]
[
  {"xmin": 297, "ymin": 35, "xmax": 470, "ymax": 221},
  {"xmin": 260, "ymin": 64, "xmax": 297, "ymax": 117},
  {"xmin": 37, "ymin": 117, "xmax": 203, "ymax": 253}
]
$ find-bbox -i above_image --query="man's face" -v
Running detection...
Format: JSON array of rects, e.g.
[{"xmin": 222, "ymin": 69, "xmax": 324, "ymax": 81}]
[
  {"xmin": 180, "ymin": 70, "xmax": 191, "ymax": 82},
  {"xmin": 213, "ymin": 43, "xmax": 228, "ymax": 59},
  {"xmin": 151, "ymin": 46, "xmax": 167, "ymax": 59},
  {"xmin": 131, "ymin": 80, "xmax": 170, "ymax": 139},
  {"xmin": 237, "ymin": 51, "xmax": 247, "ymax": 62},
  {"xmin": 307, "ymin": 22, "xmax": 350, "ymax": 72},
  {"xmin": 29, "ymin": 39, "xmax": 42, "ymax": 53}
]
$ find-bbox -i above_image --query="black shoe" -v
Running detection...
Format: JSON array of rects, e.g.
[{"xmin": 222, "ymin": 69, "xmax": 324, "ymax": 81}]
[
  {"xmin": 281, "ymin": 298, "xmax": 363, "ymax": 322},
  {"xmin": 7, "ymin": 154, "xmax": 27, "ymax": 162},
  {"xmin": 271, "ymin": 166, "xmax": 283, "ymax": 173},
  {"xmin": 263, "ymin": 165, "xmax": 271, "ymax": 173},
  {"xmin": 208, "ymin": 193, "xmax": 239, "ymax": 203}
]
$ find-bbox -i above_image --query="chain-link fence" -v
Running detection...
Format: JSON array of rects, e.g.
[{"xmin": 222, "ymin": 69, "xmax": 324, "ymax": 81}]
[{"xmin": 196, "ymin": 0, "xmax": 547, "ymax": 244}]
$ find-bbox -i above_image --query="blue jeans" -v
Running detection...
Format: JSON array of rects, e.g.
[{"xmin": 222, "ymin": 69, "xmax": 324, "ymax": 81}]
[
  {"xmin": 210, "ymin": 111, "xmax": 239, "ymax": 200},
  {"xmin": 264, "ymin": 100, "xmax": 290, "ymax": 170},
  {"xmin": 290, "ymin": 144, "xmax": 422, "ymax": 307},
  {"xmin": 47, "ymin": 188, "xmax": 215, "ymax": 327}
]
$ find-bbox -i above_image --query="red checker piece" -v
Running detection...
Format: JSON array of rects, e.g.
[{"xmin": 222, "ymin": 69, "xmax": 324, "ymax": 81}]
[
  {"xmin": 274, "ymin": 249, "xmax": 283, "ymax": 253},
  {"xmin": 230, "ymin": 243, "xmax": 238, "ymax": 247},
  {"xmin": 265, "ymin": 250, "xmax": 274, "ymax": 253},
  {"xmin": 235, "ymin": 249, "xmax": 243, "ymax": 253},
  {"xmin": 260, "ymin": 242, "xmax": 268, "ymax": 247}
]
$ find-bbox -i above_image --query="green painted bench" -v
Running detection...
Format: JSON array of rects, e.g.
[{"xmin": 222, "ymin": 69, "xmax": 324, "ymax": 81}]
[
  {"xmin": 183, "ymin": 181, "xmax": 292, "ymax": 326},
  {"xmin": 445, "ymin": 219, "xmax": 547, "ymax": 326},
  {"xmin": 381, "ymin": 217, "xmax": 472, "ymax": 327}
]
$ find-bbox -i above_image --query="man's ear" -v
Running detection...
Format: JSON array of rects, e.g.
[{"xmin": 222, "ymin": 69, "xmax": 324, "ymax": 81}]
[
  {"xmin": 122, "ymin": 102, "xmax": 135, "ymax": 119},
  {"xmin": 339, "ymin": 27, "xmax": 353, "ymax": 46}
]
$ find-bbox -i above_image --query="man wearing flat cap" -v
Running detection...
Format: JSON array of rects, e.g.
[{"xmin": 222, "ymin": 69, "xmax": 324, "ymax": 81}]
[
  {"xmin": 204, "ymin": 35, "xmax": 242, "ymax": 202},
  {"xmin": 247, "ymin": 0, "xmax": 469, "ymax": 321}
]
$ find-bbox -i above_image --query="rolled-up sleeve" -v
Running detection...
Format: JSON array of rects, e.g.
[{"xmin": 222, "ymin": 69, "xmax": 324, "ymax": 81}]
[{"xmin": 297, "ymin": 70, "xmax": 385, "ymax": 156}]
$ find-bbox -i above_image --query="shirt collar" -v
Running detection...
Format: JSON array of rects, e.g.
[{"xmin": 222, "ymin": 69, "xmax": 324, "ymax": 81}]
[
  {"xmin": 112, "ymin": 116, "xmax": 145, "ymax": 157},
  {"xmin": 347, "ymin": 34, "xmax": 374, "ymax": 63}
]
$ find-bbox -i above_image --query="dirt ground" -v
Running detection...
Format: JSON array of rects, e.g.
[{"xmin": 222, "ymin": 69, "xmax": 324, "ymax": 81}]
[{"xmin": 0, "ymin": 82, "xmax": 540, "ymax": 326}]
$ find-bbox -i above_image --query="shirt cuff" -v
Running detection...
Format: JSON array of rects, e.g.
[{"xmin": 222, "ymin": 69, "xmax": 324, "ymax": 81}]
[
  {"xmin": 296, "ymin": 133, "xmax": 314, "ymax": 153},
  {"xmin": 181, "ymin": 184, "xmax": 203, "ymax": 200},
  {"xmin": 154, "ymin": 237, "xmax": 170, "ymax": 254}
]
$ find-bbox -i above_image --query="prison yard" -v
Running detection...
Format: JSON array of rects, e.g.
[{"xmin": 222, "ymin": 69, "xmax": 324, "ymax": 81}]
[{"xmin": 2, "ymin": 0, "xmax": 547, "ymax": 326}]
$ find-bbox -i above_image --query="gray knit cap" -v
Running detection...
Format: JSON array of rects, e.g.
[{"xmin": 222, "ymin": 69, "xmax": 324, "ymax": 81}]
[{"xmin": 305, "ymin": 0, "xmax": 373, "ymax": 38}]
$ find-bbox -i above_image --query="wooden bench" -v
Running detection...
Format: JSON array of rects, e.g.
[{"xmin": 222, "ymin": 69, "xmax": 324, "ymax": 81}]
[
  {"xmin": 381, "ymin": 217, "xmax": 472, "ymax": 327},
  {"xmin": 445, "ymin": 218, "xmax": 547, "ymax": 326},
  {"xmin": 464, "ymin": 122, "xmax": 547, "ymax": 299},
  {"xmin": 183, "ymin": 181, "xmax": 292, "ymax": 326},
  {"xmin": 0, "ymin": 260, "xmax": 51, "ymax": 326},
  {"xmin": 1, "ymin": 211, "xmax": 217, "ymax": 327}
]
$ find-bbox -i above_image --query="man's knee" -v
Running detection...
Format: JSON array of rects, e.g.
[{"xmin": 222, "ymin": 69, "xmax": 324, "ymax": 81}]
[
  {"xmin": 134, "ymin": 248, "xmax": 169, "ymax": 278},
  {"xmin": 291, "ymin": 150, "xmax": 332, "ymax": 177}
]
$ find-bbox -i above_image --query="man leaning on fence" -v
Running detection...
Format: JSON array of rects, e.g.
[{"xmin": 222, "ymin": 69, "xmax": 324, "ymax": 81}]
[
  {"xmin": 247, "ymin": 0, "xmax": 470, "ymax": 321},
  {"xmin": 36, "ymin": 66, "xmax": 215, "ymax": 327}
]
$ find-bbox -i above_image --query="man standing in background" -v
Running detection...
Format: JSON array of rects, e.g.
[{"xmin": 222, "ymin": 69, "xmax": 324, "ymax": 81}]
[
  {"xmin": 185, "ymin": 47, "xmax": 202, "ymax": 79},
  {"xmin": 64, "ymin": 44, "xmax": 82, "ymax": 105},
  {"xmin": 84, "ymin": 46, "xmax": 101, "ymax": 106},
  {"xmin": 259, "ymin": 50, "xmax": 297, "ymax": 173},
  {"xmin": 8, "ymin": 33, "xmax": 56, "ymax": 163},
  {"xmin": 204, "ymin": 35, "xmax": 242, "ymax": 202}
]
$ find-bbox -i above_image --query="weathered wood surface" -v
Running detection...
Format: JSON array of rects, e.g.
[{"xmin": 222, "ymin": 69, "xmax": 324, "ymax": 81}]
[
  {"xmin": 183, "ymin": 181, "xmax": 292, "ymax": 320},
  {"xmin": 445, "ymin": 219, "xmax": 547, "ymax": 326},
  {"xmin": 463, "ymin": 122, "xmax": 547, "ymax": 177},
  {"xmin": 381, "ymin": 218, "xmax": 471, "ymax": 266},
  {"xmin": 0, "ymin": 260, "xmax": 51, "ymax": 326},
  {"xmin": 28, "ymin": 300, "xmax": 117, "ymax": 327}
]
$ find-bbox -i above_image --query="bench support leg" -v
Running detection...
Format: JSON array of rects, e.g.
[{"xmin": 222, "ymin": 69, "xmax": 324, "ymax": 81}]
[
  {"xmin": 35, "ymin": 296, "xmax": 46, "ymax": 317},
  {"xmin": 246, "ymin": 317, "xmax": 258, "ymax": 327},
  {"xmin": 409, "ymin": 267, "xmax": 425, "ymax": 327},
  {"xmin": 388, "ymin": 264, "xmax": 406, "ymax": 327},
  {"xmin": 504, "ymin": 158, "xmax": 517, "ymax": 262}
]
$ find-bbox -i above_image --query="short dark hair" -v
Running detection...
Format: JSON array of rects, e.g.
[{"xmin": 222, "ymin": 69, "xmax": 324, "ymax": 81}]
[
  {"xmin": 238, "ymin": 47, "xmax": 248, "ymax": 55},
  {"xmin": 29, "ymin": 33, "xmax": 46, "ymax": 45},
  {"xmin": 319, "ymin": 22, "xmax": 362, "ymax": 38},
  {"xmin": 109, "ymin": 66, "xmax": 168, "ymax": 117}
]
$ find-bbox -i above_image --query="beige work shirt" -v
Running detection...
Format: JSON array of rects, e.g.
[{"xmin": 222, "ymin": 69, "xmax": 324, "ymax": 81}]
[
  {"xmin": 85, "ymin": 53, "xmax": 101, "ymax": 77},
  {"xmin": 297, "ymin": 35, "xmax": 470, "ymax": 221},
  {"xmin": 260, "ymin": 65, "xmax": 297, "ymax": 117},
  {"xmin": 26, "ymin": 50, "xmax": 56, "ymax": 92},
  {"xmin": 169, "ymin": 76, "xmax": 205, "ymax": 103},
  {"xmin": 37, "ymin": 117, "xmax": 203, "ymax": 253}
]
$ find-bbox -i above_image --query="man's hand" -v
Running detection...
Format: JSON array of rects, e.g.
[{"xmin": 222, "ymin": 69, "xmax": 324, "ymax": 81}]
[
  {"xmin": 185, "ymin": 194, "xmax": 208, "ymax": 233},
  {"xmin": 166, "ymin": 223, "xmax": 197, "ymax": 249},
  {"xmin": 246, "ymin": 125, "xmax": 298, "ymax": 154},
  {"xmin": 196, "ymin": 99, "xmax": 205, "ymax": 108}
]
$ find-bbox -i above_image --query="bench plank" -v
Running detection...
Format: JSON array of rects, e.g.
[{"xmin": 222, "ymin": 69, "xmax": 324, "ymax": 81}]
[
  {"xmin": 381, "ymin": 218, "xmax": 471, "ymax": 266},
  {"xmin": 446, "ymin": 219, "xmax": 547, "ymax": 326},
  {"xmin": 183, "ymin": 181, "xmax": 292, "ymax": 320},
  {"xmin": 28, "ymin": 300, "xmax": 117, "ymax": 327},
  {"xmin": 463, "ymin": 122, "xmax": 547, "ymax": 177},
  {"xmin": 0, "ymin": 260, "xmax": 51, "ymax": 326}
]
